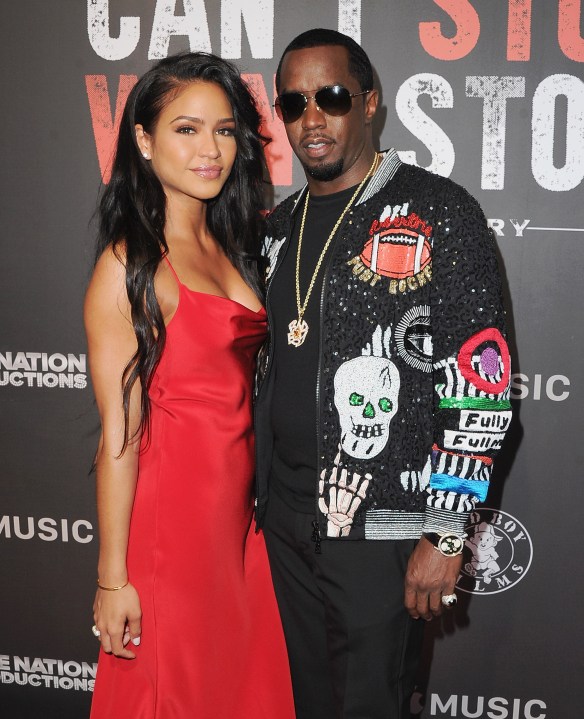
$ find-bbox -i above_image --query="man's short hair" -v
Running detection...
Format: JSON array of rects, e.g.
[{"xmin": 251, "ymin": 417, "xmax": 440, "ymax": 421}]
[{"xmin": 275, "ymin": 28, "xmax": 374, "ymax": 94}]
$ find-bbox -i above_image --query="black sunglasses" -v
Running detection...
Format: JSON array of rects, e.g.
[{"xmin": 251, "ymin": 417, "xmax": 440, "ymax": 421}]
[{"xmin": 274, "ymin": 84, "xmax": 371, "ymax": 123}]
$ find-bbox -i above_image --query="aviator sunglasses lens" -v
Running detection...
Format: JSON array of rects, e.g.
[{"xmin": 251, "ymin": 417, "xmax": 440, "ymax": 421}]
[
  {"xmin": 275, "ymin": 93, "xmax": 306, "ymax": 123},
  {"xmin": 315, "ymin": 86, "xmax": 352, "ymax": 115},
  {"xmin": 276, "ymin": 85, "xmax": 354, "ymax": 123}
]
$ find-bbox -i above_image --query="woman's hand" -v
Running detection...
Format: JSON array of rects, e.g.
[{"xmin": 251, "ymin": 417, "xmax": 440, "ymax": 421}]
[
  {"xmin": 86, "ymin": 247, "xmax": 143, "ymax": 660},
  {"xmin": 93, "ymin": 583, "xmax": 142, "ymax": 659}
]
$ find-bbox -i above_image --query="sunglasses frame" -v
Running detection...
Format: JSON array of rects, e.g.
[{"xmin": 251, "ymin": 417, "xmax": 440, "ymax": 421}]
[{"xmin": 274, "ymin": 84, "xmax": 371, "ymax": 123}]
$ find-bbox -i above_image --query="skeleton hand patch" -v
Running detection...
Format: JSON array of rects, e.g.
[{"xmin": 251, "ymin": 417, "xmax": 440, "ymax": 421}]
[{"xmin": 319, "ymin": 449, "xmax": 372, "ymax": 537}]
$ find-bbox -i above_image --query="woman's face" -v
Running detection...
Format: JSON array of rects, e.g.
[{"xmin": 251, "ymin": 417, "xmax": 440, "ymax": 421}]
[{"xmin": 136, "ymin": 81, "xmax": 238, "ymax": 205}]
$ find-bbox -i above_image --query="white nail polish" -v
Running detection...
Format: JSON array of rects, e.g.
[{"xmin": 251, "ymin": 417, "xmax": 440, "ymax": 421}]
[{"xmin": 132, "ymin": 637, "xmax": 141, "ymax": 646}]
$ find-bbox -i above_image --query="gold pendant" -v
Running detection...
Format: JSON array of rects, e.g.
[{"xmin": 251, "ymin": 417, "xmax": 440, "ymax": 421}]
[{"xmin": 287, "ymin": 318, "xmax": 309, "ymax": 347}]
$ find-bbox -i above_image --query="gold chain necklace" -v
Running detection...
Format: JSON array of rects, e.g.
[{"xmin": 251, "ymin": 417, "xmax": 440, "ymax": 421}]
[{"xmin": 287, "ymin": 153, "xmax": 379, "ymax": 347}]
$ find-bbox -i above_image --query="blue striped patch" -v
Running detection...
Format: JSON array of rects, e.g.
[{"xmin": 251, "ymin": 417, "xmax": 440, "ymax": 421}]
[{"xmin": 430, "ymin": 473, "xmax": 489, "ymax": 501}]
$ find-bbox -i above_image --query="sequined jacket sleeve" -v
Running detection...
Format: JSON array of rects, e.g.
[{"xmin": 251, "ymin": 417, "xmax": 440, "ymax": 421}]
[{"xmin": 422, "ymin": 187, "xmax": 511, "ymax": 536}]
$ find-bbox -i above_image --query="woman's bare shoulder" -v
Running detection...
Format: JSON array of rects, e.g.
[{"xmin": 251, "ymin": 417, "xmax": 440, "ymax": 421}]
[{"xmin": 85, "ymin": 244, "xmax": 131, "ymax": 328}]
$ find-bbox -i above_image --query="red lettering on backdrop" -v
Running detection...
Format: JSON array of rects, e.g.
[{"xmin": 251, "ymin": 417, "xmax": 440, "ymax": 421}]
[
  {"xmin": 559, "ymin": 0, "xmax": 584, "ymax": 61},
  {"xmin": 242, "ymin": 74, "xmax": 292, "ymax": 186},
  {"xmin": 86, "ymin": 75, "xmax": 138, "ymax": 184},
  {"xmin": 507, "ymin": 0, "xmax": 532, "ymax": 61},
  {"xmin": 419, "ymin": 0, "xmax": 481, "ymax": 60}
]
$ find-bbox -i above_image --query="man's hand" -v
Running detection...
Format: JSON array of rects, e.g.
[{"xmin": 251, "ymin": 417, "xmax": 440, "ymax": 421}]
[{"xmin": 404, "ymin": 536, "xmax": 463, "ymax": 620}]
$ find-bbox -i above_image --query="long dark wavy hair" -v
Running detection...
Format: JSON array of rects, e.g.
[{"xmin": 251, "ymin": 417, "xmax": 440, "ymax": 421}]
[{"xmin": 95, "ymin": 52, "xmax": 268, "ymax": 453}]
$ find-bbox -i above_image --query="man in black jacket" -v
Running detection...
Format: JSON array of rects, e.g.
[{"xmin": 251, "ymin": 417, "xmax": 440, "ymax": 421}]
[{"xmin": 256, "ymin": 28, "xmax": 511, "ymax": 719}]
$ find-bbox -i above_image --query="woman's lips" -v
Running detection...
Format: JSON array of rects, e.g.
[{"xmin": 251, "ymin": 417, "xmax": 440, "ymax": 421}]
[{"xmin": 191, "ymin": 166, "xmax": 222, "ymax": 179}]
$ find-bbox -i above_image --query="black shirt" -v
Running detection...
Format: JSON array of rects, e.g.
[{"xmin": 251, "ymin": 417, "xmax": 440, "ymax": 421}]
[{"xmin": 269, "ymin": 184, "xmax": 359, "ymax": 512}]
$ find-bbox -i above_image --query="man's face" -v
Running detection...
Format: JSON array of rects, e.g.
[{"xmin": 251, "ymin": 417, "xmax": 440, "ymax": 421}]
[{"xmin": 277, "ymin": 45, "xmax": 377, "ymax": 187}]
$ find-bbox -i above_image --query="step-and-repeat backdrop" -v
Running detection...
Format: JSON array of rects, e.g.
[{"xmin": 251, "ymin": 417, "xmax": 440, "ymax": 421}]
[{"xmin": 1, "ymin": 2, "xmax": 582, "ymax": 717}]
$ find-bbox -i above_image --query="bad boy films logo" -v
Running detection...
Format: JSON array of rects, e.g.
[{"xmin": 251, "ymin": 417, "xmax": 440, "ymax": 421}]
[{"xmin": 456, "ymin": 508, "xmax": 533, "ymax": 595}]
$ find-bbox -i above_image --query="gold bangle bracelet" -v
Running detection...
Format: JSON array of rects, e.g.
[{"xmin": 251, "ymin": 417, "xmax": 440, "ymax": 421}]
[{"xmin": 97, "ymin": 579, "xmax": 129, "ymax": 591}]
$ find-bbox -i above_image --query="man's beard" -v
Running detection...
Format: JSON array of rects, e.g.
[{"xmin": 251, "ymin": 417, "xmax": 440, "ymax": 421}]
[{"xmin": 303, "ymin": 157, "xmax": 344, "ymax": 182}]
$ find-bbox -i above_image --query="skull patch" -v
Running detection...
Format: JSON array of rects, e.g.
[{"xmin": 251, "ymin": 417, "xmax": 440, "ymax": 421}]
[{"xmin": 334, "ymin": 355, "xmax": 400, "ymax": 459}]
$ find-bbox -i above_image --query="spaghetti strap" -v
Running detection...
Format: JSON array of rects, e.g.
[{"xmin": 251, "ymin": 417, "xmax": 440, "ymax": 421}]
[{"xmin": 164, "ymin": 255, "xmax": 182, "ymax": 286}]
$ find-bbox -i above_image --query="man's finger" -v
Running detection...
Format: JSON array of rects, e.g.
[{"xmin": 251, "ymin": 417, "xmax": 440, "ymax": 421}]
[
  {"xmin": 428, "ymin": 590, "xmax": 443, "ymax": 617},
  {"xmin": 415, "ymin": 593, "xmax": 434, "ymax": 621},
  {"xmin": 404, "ymin": 587, "xmax": 420, "ymax": 620}
]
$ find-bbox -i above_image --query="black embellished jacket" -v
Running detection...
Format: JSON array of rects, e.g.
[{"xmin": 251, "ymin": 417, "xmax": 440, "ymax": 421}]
[{"xmin": 255, "ymin": 149, "xmax": 511, "ymax": 540}]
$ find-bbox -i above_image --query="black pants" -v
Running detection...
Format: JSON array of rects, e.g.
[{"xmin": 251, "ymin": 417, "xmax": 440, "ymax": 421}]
[{"xmin": 263, "ymin": 489, "xmax": 425, "ymax": 719}]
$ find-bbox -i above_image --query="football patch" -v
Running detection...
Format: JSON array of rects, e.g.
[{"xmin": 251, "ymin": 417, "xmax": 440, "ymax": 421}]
[{"xmin": 360, "ymin": 228, "xmax": 432, "ymax": 279}]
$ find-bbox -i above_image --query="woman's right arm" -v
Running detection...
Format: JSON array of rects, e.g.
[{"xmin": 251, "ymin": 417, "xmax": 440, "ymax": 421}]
[{"xmin": 84, "ymin": 246, "xmax": 143, "ymax": 660}]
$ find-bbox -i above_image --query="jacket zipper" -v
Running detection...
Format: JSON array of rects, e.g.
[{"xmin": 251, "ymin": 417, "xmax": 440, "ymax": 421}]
[
  {"xmin": 313, "ymin": 208, "xmax": 355, "ymax": 553},
  {"xmin": 253, "ymin": 201, "xmax": 301, "ymax": 524},
  {"xmin": 257, "ymin": 190, "xmax": 307, "ymax": 403}
]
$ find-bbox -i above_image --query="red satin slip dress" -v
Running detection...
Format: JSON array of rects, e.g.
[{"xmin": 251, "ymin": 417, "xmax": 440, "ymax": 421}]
[{"xmin": 90, "ymin": 260, "xmax": 294, "ymax": 719}]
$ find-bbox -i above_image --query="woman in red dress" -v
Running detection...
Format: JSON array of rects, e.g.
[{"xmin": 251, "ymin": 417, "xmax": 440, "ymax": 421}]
[{"xmin": 85, "ymin": 53, "xmax": 294, "ymax": 719}]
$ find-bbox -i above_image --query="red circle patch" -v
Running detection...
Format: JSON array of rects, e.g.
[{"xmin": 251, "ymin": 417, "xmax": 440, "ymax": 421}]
[{"xmin": 457, "ymin": 328, "xmax": 510, "ymax": 395}]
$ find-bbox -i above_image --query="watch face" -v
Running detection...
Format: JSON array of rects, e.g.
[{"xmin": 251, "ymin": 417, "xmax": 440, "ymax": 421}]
[{"xmin": 438, "ymin": 534, "xmax": 464, "ymax": 556}]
